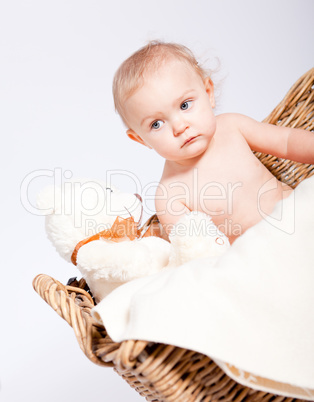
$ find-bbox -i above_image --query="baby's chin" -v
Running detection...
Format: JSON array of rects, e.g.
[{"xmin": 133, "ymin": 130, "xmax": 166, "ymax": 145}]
[
  {"xmin": 166, "ymin": 148, "xmax": 209, "ymax": 165},
  {"xmin": 181, "ymin": 138, "xmax": 212, "ymax": 157}
]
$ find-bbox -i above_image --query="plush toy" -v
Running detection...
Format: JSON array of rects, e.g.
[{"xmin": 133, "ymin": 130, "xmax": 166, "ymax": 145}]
[
  {"xmin": 168, "ymin": 211, "xmax": 230, "ymax": 267},
  {"xmin": 37, "ymin": 179, "xmax": 230, "ymax": 303}
]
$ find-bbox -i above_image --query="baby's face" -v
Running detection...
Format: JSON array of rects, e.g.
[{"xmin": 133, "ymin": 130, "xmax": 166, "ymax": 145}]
[{"xmin": 124, "ymin": 59, "xmax": 216, "ymax": 164}]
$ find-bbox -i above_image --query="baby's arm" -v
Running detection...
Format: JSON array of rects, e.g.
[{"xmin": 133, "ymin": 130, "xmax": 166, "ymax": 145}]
[
  {"xmin": 225, "ymin": 113, "xmax": 314, "ymax": 164},
  {"xmin": 155, "ymin": 183, "xmax": 191, "ymax": 236}
]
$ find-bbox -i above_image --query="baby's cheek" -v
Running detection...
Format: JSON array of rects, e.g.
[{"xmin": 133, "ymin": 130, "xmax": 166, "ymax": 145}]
[{"xmin": 194, "ymin": 110, "xmax": 213, "ymax": 130}]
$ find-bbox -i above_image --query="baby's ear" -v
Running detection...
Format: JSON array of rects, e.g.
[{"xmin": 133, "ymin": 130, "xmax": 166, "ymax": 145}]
[
  {"xmin": 204, "ymin": 77, "xmax": 215, "ymax": 108},
  {"xmin": 126, "ymin": 129, "xmax": 152, "ymax": 149}
]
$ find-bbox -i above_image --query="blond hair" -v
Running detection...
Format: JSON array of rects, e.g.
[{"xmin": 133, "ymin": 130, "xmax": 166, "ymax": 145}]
[{"xmin": 112, "ymin": 41, "xmax": 209, "ymax": 126}]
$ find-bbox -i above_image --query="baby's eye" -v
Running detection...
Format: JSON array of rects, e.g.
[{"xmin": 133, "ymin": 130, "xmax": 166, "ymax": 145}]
[
  {"xmin": 151, "ymin": 120, "xmax": 164, "ymax": 130},
  {"xmin": 180, "ymin": 100, "xmax": 192, "ymax": 110}
]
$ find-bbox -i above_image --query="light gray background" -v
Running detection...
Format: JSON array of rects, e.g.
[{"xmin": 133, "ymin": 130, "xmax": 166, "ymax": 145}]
[{"xmin": 0, "ymin": 0, "xmax": 313, "ymax": 401}]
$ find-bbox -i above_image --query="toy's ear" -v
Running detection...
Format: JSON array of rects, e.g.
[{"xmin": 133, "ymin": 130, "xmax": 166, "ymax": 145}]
[
  {"xmin": 36, "ymin": 185, "xmax": 61, "ymax": 215},
  {"xmin": 126, "ymin": 129, "xmax": 152, "ymax": 149},
  {"xmin": 204, "ymin": 77, "xmax": 215, "ymax": 108}
]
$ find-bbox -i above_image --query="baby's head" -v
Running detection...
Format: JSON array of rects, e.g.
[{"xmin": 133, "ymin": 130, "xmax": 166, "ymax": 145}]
[
  {"xmin": 113, "ymin": 41, "xmax": 208, "ymax": 124},
  {"xmin": 113, "ymin": 41, "xmax": 216, "ymax": 163}
]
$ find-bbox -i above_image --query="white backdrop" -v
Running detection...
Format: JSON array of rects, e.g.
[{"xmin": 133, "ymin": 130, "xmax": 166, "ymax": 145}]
[{"xmin": 0, "ymin": 1, "xmax": 313, "ymax": 401}]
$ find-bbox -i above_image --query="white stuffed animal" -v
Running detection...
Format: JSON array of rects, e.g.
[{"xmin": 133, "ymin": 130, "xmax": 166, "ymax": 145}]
[
  {"xmin": 168, "ymin": 211, "xmax": 230, "ymax": 267},
  {"xmin": 37, "ymin": 179, "xmax": 230, "ymax": 303}
]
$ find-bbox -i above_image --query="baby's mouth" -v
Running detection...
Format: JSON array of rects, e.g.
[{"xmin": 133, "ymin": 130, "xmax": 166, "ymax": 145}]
[{"xmin": 181, "ymin": 136, "xmax": 199, "ymax": 148}]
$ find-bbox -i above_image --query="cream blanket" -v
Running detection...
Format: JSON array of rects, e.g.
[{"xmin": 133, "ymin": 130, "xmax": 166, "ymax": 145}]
[{"xmin": 92, "ymin": 175, "xmax": 314, "ymax": 399}]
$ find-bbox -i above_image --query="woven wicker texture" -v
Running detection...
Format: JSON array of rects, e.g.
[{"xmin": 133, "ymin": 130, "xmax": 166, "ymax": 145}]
[{"xmin": 33, "ymin": 68, "xmax": 314, "ymax": 402}]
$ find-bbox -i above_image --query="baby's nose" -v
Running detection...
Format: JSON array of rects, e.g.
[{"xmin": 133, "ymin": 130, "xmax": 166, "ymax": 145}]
[{"xmin": 173, "ymin": 121, "xmax": 189, "ymax": 136}]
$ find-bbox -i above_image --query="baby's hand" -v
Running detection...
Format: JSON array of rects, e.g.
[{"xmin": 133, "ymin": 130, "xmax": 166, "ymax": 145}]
[{"xmin": 168, "ymin": 211, "xmax": 230, "ymax": 266}]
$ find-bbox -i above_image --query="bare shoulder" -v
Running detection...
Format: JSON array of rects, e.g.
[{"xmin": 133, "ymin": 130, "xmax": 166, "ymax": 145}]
[
  {"xmin": 155, "ymin": 176, "xmax": 182, "ymax": 208},
  {"xmin": 216, "ymin": 112, "xmax": 251, "ymax": 130},
  {"xmin": 155, "ymin": 178, "xmax": 169, "ymax": 200}
]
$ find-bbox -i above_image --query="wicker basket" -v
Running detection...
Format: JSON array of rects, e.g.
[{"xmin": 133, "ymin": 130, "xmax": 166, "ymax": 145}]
[{"xmin": 33, "ymin": 68, "xmax": 314, "ymax": 402}]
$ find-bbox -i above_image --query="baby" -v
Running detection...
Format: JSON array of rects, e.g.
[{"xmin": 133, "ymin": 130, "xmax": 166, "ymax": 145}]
[{"xmin": 113, "ymin": 41, "xmax": 314, "ymax": 244}]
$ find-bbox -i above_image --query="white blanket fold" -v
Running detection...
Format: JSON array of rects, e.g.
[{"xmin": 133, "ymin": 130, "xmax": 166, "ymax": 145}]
[{"xmin": 92, "ymin": 175, "xmax": 314, "ymax": 398}]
